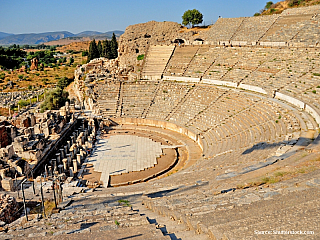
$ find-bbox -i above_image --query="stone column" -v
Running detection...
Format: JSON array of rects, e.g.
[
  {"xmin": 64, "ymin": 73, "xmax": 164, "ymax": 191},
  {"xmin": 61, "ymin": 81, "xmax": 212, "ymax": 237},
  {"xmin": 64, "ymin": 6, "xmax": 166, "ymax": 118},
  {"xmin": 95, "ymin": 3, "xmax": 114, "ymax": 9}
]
[
  {"xmin": 76, "ymin": 154, "xmax": 81, "ymax": 166},
  {"xmin": 55, "ymin": 153, "xmax": 61, "ymax": 164},
  {"xmin": 64, "ymin": 145, "xmax": 68, "ymax": 155},
  {"xmin": 69, "ymin": 167, "xmax": 74, "ymax": 177},
  {"xmin": 66, "ymin": 154, "xmax": 71, "ymax": 167},
  {"xmin": 60, "ymin": 148, "xmax": 65, "ymax": 159},
  {"xmin": 52, "ymin": 159, "xmax": 57, "ymax": 171},
  {"xmin": 80, "ymin": 148, "xmax": 86, "ymax": 159},
  {"xmin": 73, "ymin": 146, "xmax": 77, "ymax": 157},
  {"xmin": 62, "ymin": 158, "xmax": 68, "ymax": 172},
  {"xmin": 58, "ymin": 165, "xmax": 63, "ymax": 174},
  {"xmin": 73, "ymin": 159, "xmax": 78, "ymax": 173},
  {"xmin": 0, "ymin": 169, "xmax": 6, "ymax": 179},
  {"xmin": 48, "ymin": 166, "xmax": 52, "ymax": 176}
]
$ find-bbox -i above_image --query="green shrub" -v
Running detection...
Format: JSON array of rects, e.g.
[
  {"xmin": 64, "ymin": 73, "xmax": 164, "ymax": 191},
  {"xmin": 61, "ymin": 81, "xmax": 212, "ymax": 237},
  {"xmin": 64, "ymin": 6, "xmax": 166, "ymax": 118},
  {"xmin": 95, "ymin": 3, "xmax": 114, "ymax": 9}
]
[
  {"xmin": 0, "ymin": 73, "xmax": 5, "ymax": 80},
  {"xmin": 18, "ymin": 99, "xmax": 30, "ymax": 107},
  {"xmin": 270, "ymin": 8, "xmax": 276, "ymax": 13},
  {"xmin": 137, "ymin": 54, "xmax": 144, "ymax": 61},
  {"xmin": 40, "ymin": 88, "xmax": 69, "ymax": 112}
]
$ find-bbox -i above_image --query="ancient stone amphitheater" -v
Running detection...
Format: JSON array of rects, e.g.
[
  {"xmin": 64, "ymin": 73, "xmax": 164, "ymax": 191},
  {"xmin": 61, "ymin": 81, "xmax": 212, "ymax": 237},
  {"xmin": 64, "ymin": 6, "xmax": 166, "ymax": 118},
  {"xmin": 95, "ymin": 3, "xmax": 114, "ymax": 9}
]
[{"xmin": 4, "ymin": 5, "xmax": 320, "ymax": 240}]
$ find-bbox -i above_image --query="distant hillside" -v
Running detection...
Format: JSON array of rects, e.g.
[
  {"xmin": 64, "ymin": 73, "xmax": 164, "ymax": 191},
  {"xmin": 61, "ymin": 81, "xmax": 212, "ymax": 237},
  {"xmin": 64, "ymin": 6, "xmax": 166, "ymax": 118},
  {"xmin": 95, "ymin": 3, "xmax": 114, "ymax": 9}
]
[
  {"xmin": 0, "ymin": 31, "xmax": 74, "ymax": 45},
  {"xmin": 0, "ymin": 32, "xmax": 13, "ymax": 40},
  {"xmin": 45, "ymin": 31, "xmax": 124, "ymax": 46},
  {"xmin": 255, "ymin": 0, "xmax": 320, "ymax": 15},
  {"xmin": 0, "ymin": 30, "xmax": 124, "ymax": 46},
  {"xmin": 75, "ymin": 31, "xmax": 103, "ymax": 37}
]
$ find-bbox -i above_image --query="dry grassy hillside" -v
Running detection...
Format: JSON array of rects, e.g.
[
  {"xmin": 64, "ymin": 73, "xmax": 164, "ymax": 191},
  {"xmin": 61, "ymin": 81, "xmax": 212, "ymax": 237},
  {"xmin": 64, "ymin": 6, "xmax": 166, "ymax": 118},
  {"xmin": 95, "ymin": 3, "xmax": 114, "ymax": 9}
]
[
  {"xmin": 56, "ymin": 41, "xmax": 90, "ymax": 52},
  {"xmin": 0, "ymin": 52, "xmax": 86, "ymax": 93},
  {"xmin": 45, "ymin": 37, "xmax": 91, "ymax": 46},
  {"xmin": 260, "ymin": 0, "xmax": 320, "ymax": 15}
]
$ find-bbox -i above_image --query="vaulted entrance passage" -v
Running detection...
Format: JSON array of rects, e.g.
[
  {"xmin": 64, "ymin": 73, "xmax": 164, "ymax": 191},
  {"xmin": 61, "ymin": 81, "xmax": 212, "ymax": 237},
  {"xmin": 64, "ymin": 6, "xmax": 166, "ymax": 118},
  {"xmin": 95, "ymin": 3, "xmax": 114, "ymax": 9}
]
[{"xmin": 173, "ymin": 38, "xmax": 185, "ymax": 44}]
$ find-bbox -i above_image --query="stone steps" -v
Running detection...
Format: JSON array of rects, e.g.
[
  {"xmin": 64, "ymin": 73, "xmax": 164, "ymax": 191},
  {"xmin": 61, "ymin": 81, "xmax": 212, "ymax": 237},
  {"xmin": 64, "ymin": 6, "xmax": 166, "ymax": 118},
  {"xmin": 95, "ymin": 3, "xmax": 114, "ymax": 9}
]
[
  {"xmin": 2, "ymin": 195, "xmax": 169, "ymax": 240},
  {"xmin": 142, "ymin": 45, "xmax": 175, "ymax": 80}
]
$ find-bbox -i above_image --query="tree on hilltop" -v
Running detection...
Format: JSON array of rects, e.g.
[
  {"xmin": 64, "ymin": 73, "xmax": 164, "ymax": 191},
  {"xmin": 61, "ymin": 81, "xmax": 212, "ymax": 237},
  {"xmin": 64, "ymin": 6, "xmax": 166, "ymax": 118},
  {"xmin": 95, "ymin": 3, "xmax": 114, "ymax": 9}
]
[
  {"xmin": 265, "ymin": 1, "xmax": 274, "ymax": 9},
  {"xmin": 182, "ymin": 9, "xmax": 203, "ymax": 28}
]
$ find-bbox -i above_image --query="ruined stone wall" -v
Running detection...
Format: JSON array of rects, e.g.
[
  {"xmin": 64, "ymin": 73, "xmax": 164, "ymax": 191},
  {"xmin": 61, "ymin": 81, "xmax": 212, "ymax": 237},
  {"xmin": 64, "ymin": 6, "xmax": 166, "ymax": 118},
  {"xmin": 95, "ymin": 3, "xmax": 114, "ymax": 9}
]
[{"xmin": 118, "ymin": 21, "xmax": 193, "ymax": 69}]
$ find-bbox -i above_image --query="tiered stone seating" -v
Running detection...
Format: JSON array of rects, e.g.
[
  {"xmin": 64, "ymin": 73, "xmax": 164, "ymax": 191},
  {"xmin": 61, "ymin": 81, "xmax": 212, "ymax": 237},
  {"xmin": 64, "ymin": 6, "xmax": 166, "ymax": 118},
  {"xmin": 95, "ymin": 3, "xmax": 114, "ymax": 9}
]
[
  {"xmin": 121, "ymin": 81, "xmax": 159, "ymax": 118},
  {"xmin": 142, "ymin": 176, "xmax": 320, "ymax": 240},
  {"xmin": 187, "ymin": 92, "xmax": 260, "ymax": 132},
  {"xmin": 291, "ymin": 15, "xmax": 320, "ymax": 47},
  {"xmin": 168, "ymin": 85, "xmax": 227, "ymax": 126},
  {"xmin": 183, "ymin": 46, "xmax": 216, "ymax": 78},
  {"xmin": 195, "ymin": 98, "xmax": 298, "ymax": 157},
  {"xmin": 239, "ymin": 48, "xmax": 305, "ymax": 94},
  {"xmin": 203, "ymin": 47, "xmax": 241, "ymax": 82},
  {"xmin": 260, "ymin": 14, "xmax": 313, "ymax": 43},
  {"xmin": 96, "ymin": 82, "xmax": 121, "ymax": 117},
  {"xmin": 163, "ymin": 45, "xmax": 199, "ymax": 76},
  {"xmin": 146, "ymin": 82, "xmax": 192, "ymax": 120},
  {"xmin": 281, "ymin": 5, "xmax": 320, "ymax": 15},
  {"xmin": 232, "ymin": 15, "xmax": 279, "ymax": 44},
  {"xmin": 142, "ymin": 45, "xmax": 175, "ymax": 80},
  {"xmin": 207, "ymin": 17, "xmax": 244, "ymax": 43}
]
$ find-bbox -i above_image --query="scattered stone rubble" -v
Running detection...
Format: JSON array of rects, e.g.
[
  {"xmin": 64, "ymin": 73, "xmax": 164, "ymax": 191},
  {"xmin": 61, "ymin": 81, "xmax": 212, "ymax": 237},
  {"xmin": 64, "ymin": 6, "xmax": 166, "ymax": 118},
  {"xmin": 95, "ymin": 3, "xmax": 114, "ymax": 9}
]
[
  {"xmin": 0, "ymin": 89, "xmax": 45, "ymax": 109},
  {"xmin": 0, "ymin": 194, "xmax": 18, "ymax": 224}
]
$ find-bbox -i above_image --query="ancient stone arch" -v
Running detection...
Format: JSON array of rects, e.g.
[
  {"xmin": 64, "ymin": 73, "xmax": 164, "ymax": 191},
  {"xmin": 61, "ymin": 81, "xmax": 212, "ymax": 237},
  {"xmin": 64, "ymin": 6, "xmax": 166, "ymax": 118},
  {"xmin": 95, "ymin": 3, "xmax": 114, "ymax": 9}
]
[{"xmin": 173, "ymin": 38, "xmax": 185, "ymax": 44}]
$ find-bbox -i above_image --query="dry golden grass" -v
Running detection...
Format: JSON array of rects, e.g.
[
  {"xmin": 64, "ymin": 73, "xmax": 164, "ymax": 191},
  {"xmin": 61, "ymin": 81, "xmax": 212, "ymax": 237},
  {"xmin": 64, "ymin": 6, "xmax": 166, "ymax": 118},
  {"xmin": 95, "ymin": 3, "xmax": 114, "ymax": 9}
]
[
  {"xmin": 261, "ymin": 0, "xmax": 320, "ymax": 15},
  {"xmin": 56, "ymin": 41, "xmax": 90, "ymax": 52},
  {"xmin": 0, "ymin": 52, "xmax": 86, "ymax": 93}
]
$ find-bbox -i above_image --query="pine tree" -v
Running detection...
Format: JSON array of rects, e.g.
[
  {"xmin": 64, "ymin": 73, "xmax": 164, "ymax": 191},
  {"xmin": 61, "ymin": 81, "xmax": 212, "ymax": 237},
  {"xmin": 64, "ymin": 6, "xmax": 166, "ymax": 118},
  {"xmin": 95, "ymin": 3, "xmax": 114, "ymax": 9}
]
[
  {"xmin": 88, "ymin": 39, "xmax": 99, "ymax": 62},
  {"xmin": 110, "ymin": 33, "xmax": 118, "ymax": 59}
]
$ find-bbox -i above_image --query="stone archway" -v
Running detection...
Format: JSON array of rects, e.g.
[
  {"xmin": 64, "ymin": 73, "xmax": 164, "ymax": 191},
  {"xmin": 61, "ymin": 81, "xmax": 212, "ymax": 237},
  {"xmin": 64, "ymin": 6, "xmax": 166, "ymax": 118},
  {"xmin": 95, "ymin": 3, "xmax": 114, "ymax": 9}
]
[
  {"xmin": 193, "ymin": 38, "xmax": 204, "ymax": 45},
  {"xmin": 173, "ymin": 38, "xmax": 185, "ymax": 44}
]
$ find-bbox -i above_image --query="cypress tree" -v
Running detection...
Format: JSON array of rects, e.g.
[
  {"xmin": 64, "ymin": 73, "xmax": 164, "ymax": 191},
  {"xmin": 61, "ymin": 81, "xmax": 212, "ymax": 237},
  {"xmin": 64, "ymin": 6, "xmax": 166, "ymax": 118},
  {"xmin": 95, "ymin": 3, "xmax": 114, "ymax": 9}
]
[
  {"xmin": 110, "ymin": 33, "xmax": 118, "ymax": 59},
  {"xmin": 97, "ymin": 40, "xmax": 103, "ymax": 57},
  {"xmin": 102, "ymin": 39, "xmax": 111, "ymax": 58},
  {"xmin": 88, "ymin": 39, "xmax": 99, "ymax": 62}
]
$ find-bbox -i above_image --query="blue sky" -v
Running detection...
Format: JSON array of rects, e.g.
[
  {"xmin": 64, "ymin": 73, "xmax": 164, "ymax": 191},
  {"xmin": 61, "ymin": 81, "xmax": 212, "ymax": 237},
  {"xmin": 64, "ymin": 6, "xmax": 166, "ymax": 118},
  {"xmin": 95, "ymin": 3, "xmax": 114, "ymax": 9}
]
[{"xmin": 0, "ymin": 0, "xmax": 270, "ymax": 34}]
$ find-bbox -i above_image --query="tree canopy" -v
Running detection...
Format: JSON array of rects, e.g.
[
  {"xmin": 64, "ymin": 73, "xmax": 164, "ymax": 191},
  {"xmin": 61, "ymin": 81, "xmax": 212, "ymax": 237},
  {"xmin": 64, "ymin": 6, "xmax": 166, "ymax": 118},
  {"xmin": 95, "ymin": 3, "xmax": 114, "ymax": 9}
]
[
  {"xmin": 40, "ymin": 76, "xmax": 73, "ymax": 112},
  {"xmin": 87, "ymin": 33, "xmax": 118, "ymax": 62},
  {"xmin": 87, "ymin": 39, "xmax": 100, "ymax": 62},
  {"xmin": 182, "ymin": 9, "xmax": 203, "ymax": 28}
]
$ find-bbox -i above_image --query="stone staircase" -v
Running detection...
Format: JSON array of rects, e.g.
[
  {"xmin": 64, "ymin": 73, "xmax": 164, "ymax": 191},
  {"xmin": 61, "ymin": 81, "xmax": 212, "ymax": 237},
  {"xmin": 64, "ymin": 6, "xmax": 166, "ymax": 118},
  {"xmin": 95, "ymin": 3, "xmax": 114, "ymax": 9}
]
[
  {"xmin": 142, "ymin": 45, "xmax": 175, "ymax": 80},
  {"xmin": 1, "ymin": 195, "xmax": 170, "ymax": 240}
]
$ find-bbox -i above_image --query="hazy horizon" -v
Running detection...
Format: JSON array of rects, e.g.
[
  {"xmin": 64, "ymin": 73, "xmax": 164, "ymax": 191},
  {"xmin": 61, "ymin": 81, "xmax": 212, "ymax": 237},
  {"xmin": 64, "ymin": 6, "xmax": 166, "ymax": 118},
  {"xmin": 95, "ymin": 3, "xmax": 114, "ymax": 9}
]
[{"xmin": 1, "ymin": 0, "xmax": 268, "ymax": 34}]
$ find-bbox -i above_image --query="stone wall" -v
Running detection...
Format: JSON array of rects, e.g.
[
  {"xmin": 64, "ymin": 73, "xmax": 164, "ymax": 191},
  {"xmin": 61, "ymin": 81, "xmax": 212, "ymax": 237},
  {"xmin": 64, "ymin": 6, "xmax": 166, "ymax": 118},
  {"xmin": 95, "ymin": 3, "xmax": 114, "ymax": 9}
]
[
  {"xmin": 118, "ymin": 21, "xmax": 193, "ymax": 70},
  {"xmin": 111, "ymin": 117, "xmax": 204, "ymax": 151}
]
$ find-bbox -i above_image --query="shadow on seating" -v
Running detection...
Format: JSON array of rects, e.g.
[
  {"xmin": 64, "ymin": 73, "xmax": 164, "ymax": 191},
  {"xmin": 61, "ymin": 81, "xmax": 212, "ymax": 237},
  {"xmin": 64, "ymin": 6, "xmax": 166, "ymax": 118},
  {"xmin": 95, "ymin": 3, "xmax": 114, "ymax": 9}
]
[{"xmin": 242, "ymin": 136, "xmax": 313, "ymax": 155}]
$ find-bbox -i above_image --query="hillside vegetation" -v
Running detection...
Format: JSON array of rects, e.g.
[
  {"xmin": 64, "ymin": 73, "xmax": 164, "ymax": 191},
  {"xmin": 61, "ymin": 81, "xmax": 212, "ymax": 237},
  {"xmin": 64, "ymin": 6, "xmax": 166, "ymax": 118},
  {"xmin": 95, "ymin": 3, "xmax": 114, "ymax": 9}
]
[{"xmin": 255, "ymin": 0, "xmax": 320, "ymax": 15}]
